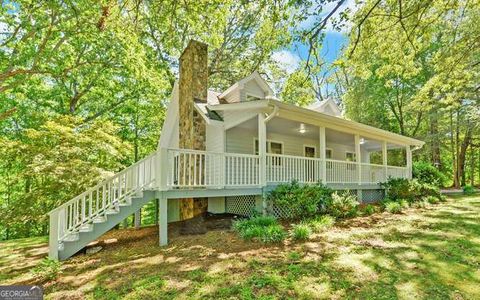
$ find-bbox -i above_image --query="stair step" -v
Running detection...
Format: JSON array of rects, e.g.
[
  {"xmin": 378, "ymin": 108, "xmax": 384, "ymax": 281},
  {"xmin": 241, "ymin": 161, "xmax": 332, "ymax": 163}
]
[
  {"xmin": 63, "ymin": 233, "xmax": 79, "ymax": 242},
  {"xmin": 106, "ymin": 208, "xmax": 119, "ymax": 215},
  {"xmin": 119, "ymin": 197, "xmax": 132, "ymax": 206},
  {"xmin": 79, "ymin": 223, "xmax": 94, "ymax": 232},
  {"xmin": 93, "ymin": 215, "xmax": 107, "ymax": 223}
]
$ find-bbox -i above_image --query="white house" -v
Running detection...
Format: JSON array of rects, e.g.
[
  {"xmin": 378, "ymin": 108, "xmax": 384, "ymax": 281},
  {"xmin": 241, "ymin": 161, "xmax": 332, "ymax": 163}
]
[{"xmin": 48, "ymin": 40, "xmax": 424, "ymax": 260}]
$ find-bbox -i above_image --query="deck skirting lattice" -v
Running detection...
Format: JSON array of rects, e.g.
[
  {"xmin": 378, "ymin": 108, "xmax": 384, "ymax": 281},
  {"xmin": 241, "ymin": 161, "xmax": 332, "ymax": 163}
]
[
  {"xmin": 226, "ymin": 195, "xmax": 256, "ymax": 216},
  {"xmin": 361, "ymin": 189, "xmax": 385, "ymax": 203}
]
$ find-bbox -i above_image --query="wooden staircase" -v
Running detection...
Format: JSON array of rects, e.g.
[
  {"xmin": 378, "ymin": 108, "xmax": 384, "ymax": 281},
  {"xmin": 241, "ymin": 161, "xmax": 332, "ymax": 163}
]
[{"xmin": 48, "ymin": 152, "xmax": 158, "ymax": 260}]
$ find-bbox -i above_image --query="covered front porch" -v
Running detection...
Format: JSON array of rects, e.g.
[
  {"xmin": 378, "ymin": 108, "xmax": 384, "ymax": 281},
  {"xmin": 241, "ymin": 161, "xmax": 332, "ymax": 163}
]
[{"xmin": 160, "ymin": 113, "xmax": 413, "ymax": 190}]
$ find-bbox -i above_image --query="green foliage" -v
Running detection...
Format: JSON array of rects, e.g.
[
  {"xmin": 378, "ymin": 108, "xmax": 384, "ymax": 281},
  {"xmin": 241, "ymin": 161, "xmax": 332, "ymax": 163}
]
[
  {"xmin": 305, "ymin": 215, "xmax": 335, "ymax": 233},
  {"xmin": 31, "ymin": 258, "xmax": 61, "ymax": 282},
  {"xmin": 290, "ymin": 224, "xmax": 311, "ymax": 241},
  {"xmin": 381, "ymin": 178, "xmax": 442, "ymax": 203},
  {"xmin": 267, "ymin": 180, "xmax": 333, "ymax": 220},
  {"xmin": 384, "ymin": 202, "xmax": 403, "ymax": 214},
  {"xmin": 424, "ymin": 196, "xmax": 439, "ymax": 204},
  {"xmin": 325, "ymin": 191, "xmax": 359, "ymax": 219},
  {"xmin": 233, "ymin": 216, "xmax": 286, "ymax": 243},
  {"xmin": 362, "ymin": 204, "xmax": 378, "ymax": 216},
  {"xmin": 463, "ymin": 185, "xmax": 475, "ymax": 195},
  {"xmin": 413, "ymin": 162, "xmax": 447, "ymax": 187},
  {"xmin": 0, "ymin": 116, "xmax": 130, "ymax": 239},
  {"xmin": 399, "ymin": 200, "xmax": 410, "ymax": 209}
]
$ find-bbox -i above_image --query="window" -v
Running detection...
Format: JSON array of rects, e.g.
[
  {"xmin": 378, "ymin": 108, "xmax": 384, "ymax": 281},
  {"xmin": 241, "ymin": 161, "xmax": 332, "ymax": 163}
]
[
  {"xmin": 346, "ymin": 151, "xmax": 356, "ymax": 162},
  {"xmin": 325, "ymin": 148, "xmax": 332, "ymax": 159},
  {"xmin": 246, "ymin": 93, "xmax": 262, "ymax": 102},
  {"xmin": 304, "ymin": 146, "xmax": 316, "ymax": 158},
  {"xmin": 254, "ymin": 139, "xmax": 283, "ymax": 155},
  {"xmin": 254, "ymin": 139, "xmax": 283, "ymax": 166},
  {"xmin": 270, "ymin": 142, "xmax": 283, "ymax": 154}
]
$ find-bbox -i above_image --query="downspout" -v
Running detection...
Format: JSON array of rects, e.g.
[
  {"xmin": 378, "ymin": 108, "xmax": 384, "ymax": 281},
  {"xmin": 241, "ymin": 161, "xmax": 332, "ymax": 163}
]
[{"xmin": 264, "ymin": 104, "xmax": 279, "ymax": 123}]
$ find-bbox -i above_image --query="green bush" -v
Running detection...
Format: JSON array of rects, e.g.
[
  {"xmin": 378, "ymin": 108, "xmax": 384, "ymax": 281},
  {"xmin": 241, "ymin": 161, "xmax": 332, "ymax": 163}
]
[
  {"xmin": 259, "ymin": 225, "xmax": 287, "ymax": 243},
  {"xmin": 291, "ymin": 224, "xmax": 311, "ymax": 241},
  {"xmin": 306, "ymin": 215, "xmax": 335, "ymax": 233},
  {"xmin": 463, "ymin": 185, "xmax": 475, "ymax": 195},
  {"xmin": 267, "ymin": 180, "xmax": 333, "ymax": 220},
  {"xmin": 362, "ymin": 204, "xmax": 378, "ymax": 216},
  {"xmin": 326, "ymin": 191, "xmax": 359, "ymax": 219},
  {"xmin": 31, "ymin": 258, "xmax": 61, "ymax": 281},
  {"xmin": 424, "ymin": 195, "xmax": 439, "ymax": 204},
  {"xmin": 439, "ymin": 194, "xmax": 448, "ymax": 202},
  {"xmin": 413, "ymin": 161, "xmax": 446, "ymax": 187},
  {"xmin": 233, "ymin": 216, "xmax": 286, "ymax": 243},
  {"xmin": 399, "ymin": 199, "xmax": 410, "ymax": 209},
  {"xmin": 381, "ymin": 177, "xmax": 442, "ymax": 202},
  {"xmin": 384, "ymin": 202, "xmax": 403, "ymax": 214}
]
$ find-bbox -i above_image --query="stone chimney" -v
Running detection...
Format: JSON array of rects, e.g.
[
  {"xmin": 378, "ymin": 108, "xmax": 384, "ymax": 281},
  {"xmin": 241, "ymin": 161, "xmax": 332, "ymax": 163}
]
[
  {"xmin": 178, "ymin": 40, "xmax": 209, "ymax": 221},
  {"xmin": 179, "ymin": 40, "xmax": 208, "ymax": 151}
]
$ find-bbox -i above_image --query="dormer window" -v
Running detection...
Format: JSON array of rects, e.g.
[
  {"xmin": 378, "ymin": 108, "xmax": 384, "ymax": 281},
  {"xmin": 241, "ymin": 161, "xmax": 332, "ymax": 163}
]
[
  {"xmin": 218, "ymin": 71, "xmax": 274, "ymax": 103},
  {"xmin": 246, "ymin": 93, "xmax": 262, "ymax": 102}
]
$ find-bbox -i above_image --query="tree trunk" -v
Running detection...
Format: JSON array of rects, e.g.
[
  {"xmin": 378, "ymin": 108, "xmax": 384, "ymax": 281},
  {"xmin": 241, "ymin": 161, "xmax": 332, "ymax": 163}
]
[
  {"xmin": 429, "ymin": 114, "xmax": 441, "ymax": 168},
  {"xmin": 470, "ymin": 146, "xmax": 475, "ymax": 186},
  {"xmin": 458, "ymin": 125, "xmax": 472, "ymax": 187},
  {"xmin": 450, "ymin": 110, "xmax": 459, "ymax": 188}
]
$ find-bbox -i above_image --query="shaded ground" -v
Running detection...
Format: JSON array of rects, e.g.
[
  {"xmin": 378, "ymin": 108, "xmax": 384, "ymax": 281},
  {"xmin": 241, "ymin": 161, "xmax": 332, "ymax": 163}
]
[{"xmin": 1, "ymin": 195, "xmax": 480, "ymax": 299}]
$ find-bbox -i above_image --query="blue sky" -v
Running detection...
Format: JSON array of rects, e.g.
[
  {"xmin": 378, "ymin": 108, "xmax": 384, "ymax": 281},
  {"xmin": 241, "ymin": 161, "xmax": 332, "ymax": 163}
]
[{"xmin": 271, "ymin": 0, "xmax": 355, "ymax": 75}]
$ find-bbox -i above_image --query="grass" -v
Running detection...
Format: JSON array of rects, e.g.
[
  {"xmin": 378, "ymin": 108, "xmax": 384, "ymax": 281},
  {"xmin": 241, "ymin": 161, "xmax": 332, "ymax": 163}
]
[{"xmin": 1, "ymin": 195, "xmax": 480, "ymax": 299}]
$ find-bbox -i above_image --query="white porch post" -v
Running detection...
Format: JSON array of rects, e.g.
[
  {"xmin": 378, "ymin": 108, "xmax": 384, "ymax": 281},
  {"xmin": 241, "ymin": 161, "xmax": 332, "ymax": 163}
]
[
  {"xmin": 382, "ymin": 141, "xmax": 388, "ymax": 181},
  {"xmin": 158, "ymin": 193, "xmax": 168, "ymax": 246},
  {"xmin": 319, "ymin": 126, "xmax": 326, "ymax": 183},
  {"xmin": 355, "ymin": 134, "xmax": 362, "ymax": 184},
  {"xmin": 157, "ymin": 147, "xmax": 168, "ymax": 190},
  {"xmin": 258, "ymin": 113, "xmax": 267, "ymax": 187},
  {"xmin": 406, "ymin": 145, "xmax": 412, "ymax": 179}
]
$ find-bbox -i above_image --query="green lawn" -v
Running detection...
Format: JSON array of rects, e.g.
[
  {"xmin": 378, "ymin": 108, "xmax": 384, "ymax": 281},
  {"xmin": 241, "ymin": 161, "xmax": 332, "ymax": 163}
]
[{"xmin": 1, "ymin": 195, "xmax": 479, "ymax": 299}]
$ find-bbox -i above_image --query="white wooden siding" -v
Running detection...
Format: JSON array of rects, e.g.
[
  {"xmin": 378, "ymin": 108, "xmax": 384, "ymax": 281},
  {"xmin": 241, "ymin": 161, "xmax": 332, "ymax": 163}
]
[
  {"xmin": 242, "ymin": 80, "xmax": 265, "ymax": 101},
  {"xmin": 206, "ymin": 122, "xmax": 225, "ymax": 152},
  {"xmin": 225, "ymin": 127, "xmax": 368, "ymax": 161}
]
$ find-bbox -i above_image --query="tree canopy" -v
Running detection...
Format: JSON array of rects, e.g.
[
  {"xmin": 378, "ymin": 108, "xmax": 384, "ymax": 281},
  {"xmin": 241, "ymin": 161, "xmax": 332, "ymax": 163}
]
[{"xmin": 0, "ymin": 0, "xmax": 479, "ymax": 240}]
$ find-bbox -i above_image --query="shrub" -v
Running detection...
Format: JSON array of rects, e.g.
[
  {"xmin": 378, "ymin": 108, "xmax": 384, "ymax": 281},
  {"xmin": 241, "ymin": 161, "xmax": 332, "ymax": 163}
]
[
  {"xmin": 326, "ymin": 191, "xmax": 359, "ymax": 219},
  {"xmin": 439, "ymin": 194, "xmax": 447, "ymax": 202},
  {"xmin": 384, "ymin": 202, "xmax": 402, "ymax": 214},
  {"xmin": 31, "ymin": 258, "xmax": 61, "ymax": 281},
  {"xmin": 463, "ymin": 185, "xmax": 475, "ymax": 195},
  {"xmin": 381, "ymin": 177, "xmax": 442, "ymax": 202},
  {"xmin": 306, "ymin": 215, "xmax": 335, "ymax": 233},
  {"xmin": 411, "ymin": 200, "xmax": 427, "ymax": 209},
  {"xmin": 413, "ymin": 161, "xmax": 446, "ymax": 187},
  {"xmin": 267, "ymin": 180, "xmax": 333, "ymax": 220},
  {"xmin": 260, "ymin": 225, "xmax": 287, "ymax": 243},
  {"xmin": 424, "ymin": 195, "xmax": 439, "ymax": 204},
  {"xmin": 233, "ymin": 216, "xmax": 286, "ymax": 243},
  {"xmin": 399, "ymin": 199, "xmax": 410, "ymax": 209},
  {"xmin": 362, "ymin": 204, "xmax": 378, "ymax": 216},
  {"xmin": 291, "ymin": 224, "xmax": 311, "ymax": 241}
]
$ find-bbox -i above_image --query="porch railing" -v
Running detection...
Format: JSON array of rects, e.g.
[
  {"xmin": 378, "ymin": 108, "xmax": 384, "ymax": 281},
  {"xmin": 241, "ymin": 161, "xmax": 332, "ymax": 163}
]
[{"xmin": 165, "ymin": 149, "xmax": 408, "ymax": 189}]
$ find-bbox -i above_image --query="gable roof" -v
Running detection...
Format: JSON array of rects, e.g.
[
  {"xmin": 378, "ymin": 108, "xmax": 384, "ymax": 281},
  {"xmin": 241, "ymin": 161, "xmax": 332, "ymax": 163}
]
[
  {"xmin": 219, "ymin": 71, "xmax": 274, "ymax": 100},
  {"xmin": 308, "ymin": 99, "xmax": 342, "ymax": 117}
]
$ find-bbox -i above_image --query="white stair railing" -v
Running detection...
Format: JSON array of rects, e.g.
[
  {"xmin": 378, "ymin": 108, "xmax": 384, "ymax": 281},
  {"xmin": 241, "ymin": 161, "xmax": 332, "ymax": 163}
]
[{"xmin": 49, "ymin": 152, "xmax": 157, "ymax": 259}]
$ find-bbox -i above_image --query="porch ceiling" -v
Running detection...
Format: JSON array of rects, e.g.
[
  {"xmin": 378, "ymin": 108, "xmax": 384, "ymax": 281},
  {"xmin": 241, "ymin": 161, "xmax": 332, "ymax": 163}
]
[{"xmin": 235, "ymin": 116, "xmax": 405, "ymax": 151}]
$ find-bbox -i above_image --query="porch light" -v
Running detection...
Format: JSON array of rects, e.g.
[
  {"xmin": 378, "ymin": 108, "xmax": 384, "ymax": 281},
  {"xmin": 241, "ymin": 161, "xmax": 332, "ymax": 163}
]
[
  {"xmin": 359, "ymin": 138, "xmax": 366, "ymax": 145},
  {"xmin": 299, "ymin": 123, "xmax": 306, "ymax": 134}
]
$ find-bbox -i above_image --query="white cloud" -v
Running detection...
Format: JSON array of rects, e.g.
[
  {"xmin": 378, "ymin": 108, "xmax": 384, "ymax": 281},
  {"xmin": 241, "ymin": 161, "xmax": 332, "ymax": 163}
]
[{"xmin": 272, "ymin": 50, "xmax": 301, "ymax": 74}]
